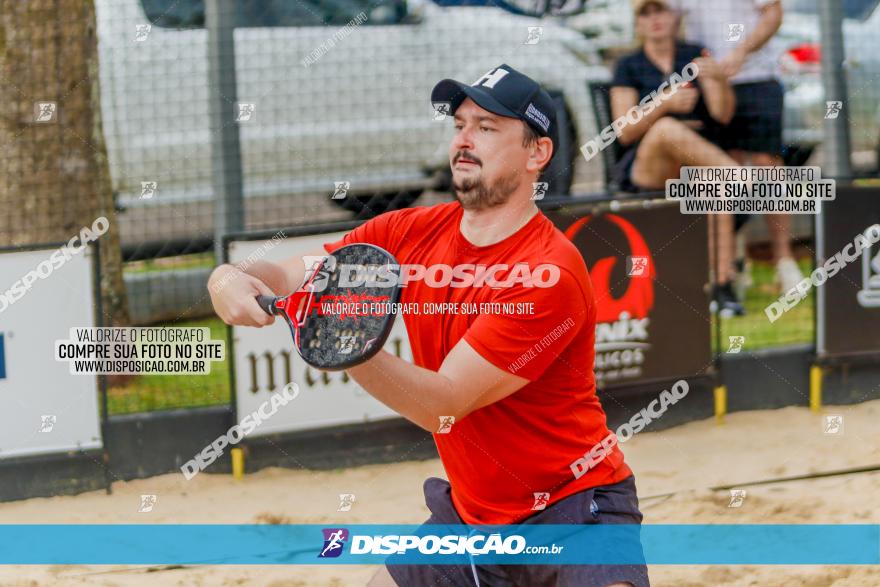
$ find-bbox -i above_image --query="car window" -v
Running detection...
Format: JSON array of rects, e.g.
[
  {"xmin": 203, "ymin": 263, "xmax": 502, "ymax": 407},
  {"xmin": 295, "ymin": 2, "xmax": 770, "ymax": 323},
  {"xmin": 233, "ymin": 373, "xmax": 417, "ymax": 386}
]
[
  {"xmin": 786, "ymin": 0, "xmax": 879, "ymax": 21},
  {"xmin": 141, "ymin": 0, "xmax": 407, "ymax": 29}
]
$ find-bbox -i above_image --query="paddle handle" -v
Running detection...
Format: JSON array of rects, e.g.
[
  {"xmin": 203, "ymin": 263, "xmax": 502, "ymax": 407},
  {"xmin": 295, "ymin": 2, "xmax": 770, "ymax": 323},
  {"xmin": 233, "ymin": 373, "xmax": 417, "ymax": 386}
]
[{"xmin": 255, "ymin": 295, "xmax": 281, "ymax": 316}]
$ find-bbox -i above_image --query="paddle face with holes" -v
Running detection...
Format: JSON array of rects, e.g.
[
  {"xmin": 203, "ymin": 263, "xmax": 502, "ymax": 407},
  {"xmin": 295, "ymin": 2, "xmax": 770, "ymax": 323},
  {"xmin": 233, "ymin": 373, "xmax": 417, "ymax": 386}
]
[{"xmin": 256, "ymin": 243, "xmax": 401, "ymax": 371}]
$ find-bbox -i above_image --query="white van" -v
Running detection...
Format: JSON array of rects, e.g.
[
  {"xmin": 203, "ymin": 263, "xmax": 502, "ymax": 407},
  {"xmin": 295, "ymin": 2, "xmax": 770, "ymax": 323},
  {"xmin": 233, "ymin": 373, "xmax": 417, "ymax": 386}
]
[{"xmin": 94, "ymin": 0, "xmax": 609, "ymax": 235}]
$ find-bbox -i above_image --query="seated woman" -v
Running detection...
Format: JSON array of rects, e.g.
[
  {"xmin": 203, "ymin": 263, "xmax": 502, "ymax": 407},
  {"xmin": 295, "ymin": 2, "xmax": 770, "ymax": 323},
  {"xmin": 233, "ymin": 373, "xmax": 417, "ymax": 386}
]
[{"xmin": 612, "ymin": 0, "xmax": 744, "ymax": 316}]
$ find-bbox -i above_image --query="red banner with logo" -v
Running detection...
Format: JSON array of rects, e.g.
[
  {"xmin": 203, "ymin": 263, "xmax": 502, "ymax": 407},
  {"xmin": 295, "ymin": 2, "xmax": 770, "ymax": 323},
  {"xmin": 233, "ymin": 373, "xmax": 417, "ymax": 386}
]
[{"xmin": 546, "ymin": 200, "xmax": 712, "ymax": 388}]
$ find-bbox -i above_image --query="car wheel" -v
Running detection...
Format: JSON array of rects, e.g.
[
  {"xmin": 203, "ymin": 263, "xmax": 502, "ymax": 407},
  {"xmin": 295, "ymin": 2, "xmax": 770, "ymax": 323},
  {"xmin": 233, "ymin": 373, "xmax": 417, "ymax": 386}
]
[
  {"xmin": 782, "ymin": 145, "xmax": 814, "ymax": 167},
  {"xmin": 876, "ymin": 138, "xmax": 880, "ymax": 175},
  {"xmin": 542, "ymin": 91, "xmax": 576, "ymax": 196},
  {"xmin": 332, "ymin": 189, "xmax": 422, "ymax": 219}
]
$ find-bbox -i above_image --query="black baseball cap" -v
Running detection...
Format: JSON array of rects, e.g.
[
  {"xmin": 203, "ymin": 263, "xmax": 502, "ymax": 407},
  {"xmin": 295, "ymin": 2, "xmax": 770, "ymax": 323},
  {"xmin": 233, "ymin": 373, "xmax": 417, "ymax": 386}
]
[{"xmin": 431, "ymin": 64, "xmax": 557, "ymax": 154}]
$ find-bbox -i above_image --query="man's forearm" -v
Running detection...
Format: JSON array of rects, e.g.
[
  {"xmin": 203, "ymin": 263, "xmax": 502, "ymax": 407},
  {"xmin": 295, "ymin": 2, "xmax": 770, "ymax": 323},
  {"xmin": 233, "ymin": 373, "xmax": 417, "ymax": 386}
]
[
  {"xmin": 243, "ymin": 260, "xmax": 293, "ymax": 294},
  {"xmin": 346, "ymin": 350, "xmax": 458, "ymax": 432},
  {"xmin": 209, "ymin": 259, "xmax": 291, "ymax": 296}
]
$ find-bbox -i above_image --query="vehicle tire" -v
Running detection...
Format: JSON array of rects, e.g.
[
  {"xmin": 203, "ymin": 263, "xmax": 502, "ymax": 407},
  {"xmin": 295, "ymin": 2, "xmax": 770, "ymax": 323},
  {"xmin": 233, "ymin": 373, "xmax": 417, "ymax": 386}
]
[
  {"xmin": 542, "ymin": 91, "xmax": 576, "ymax": 196},
  {"xmin": 876, "ymin": 138, "xmax": 880, "ymax": 175},
  {"xmin": 332, "ymin": 189, "xmax": 422, "ymax": 219},
  {"xmin": 782, "ymin": 145, "xmax": 814, "ymax": 167}
]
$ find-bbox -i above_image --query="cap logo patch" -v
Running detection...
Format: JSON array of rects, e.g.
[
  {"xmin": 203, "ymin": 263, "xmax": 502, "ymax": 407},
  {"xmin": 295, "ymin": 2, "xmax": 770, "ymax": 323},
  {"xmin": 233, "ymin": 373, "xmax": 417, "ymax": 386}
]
[
  {"xmin": 525, "ymin": 103, "xmax": 550, "ymax": 133},
  {"xmin": 472, "ymin": 67, "xmax": 510, "ymax": 89}
]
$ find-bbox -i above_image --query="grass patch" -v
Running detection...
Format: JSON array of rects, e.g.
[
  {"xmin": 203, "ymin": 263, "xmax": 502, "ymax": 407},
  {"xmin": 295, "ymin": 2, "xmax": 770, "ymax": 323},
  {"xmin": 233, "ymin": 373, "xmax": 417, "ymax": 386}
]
[
  {"xmin": 107, "ymin": 316, "xmax": 230, "ymax": 415},
  {"xmin": 715, "ymin": 258, "xmax": 814, "ymax": 352},
  {"xmin": 125, "ymin": 252, "xmax": 214, "ymax": 275}
]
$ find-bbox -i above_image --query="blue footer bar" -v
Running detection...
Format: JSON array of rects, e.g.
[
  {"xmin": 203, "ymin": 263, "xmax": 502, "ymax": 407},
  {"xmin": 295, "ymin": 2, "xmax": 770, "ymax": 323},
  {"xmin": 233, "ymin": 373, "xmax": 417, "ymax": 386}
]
[{"xmin": 0, "ymin": 525, "xmax": 877, "ymax": 565}]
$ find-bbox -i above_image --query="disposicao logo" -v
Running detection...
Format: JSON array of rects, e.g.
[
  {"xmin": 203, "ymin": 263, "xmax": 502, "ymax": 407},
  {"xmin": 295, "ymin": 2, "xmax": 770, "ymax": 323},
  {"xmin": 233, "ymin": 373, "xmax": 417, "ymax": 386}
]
[{"xmin": 319, "ymin": 528, "xmax": 349, "ymax": 558}]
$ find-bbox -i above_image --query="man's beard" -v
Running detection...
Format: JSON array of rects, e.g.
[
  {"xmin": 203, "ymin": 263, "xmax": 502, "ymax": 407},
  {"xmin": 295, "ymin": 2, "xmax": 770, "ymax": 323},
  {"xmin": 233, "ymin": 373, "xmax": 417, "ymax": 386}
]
[{"xmin": 452, "ymin": 168, "xmax": 521, "ymax": 211}]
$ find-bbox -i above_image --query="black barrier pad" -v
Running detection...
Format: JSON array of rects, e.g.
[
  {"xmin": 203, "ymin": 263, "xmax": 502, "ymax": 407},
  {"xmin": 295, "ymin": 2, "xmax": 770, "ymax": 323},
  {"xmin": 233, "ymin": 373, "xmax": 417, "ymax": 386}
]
[{"xmin": 819, "ymin": 186, "xmax": 880, "ymax": 359}]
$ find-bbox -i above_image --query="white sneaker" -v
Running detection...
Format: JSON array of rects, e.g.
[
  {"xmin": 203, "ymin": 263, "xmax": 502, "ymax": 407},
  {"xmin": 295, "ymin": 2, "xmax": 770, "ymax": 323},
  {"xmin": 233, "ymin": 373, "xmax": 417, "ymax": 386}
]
[{"xmin": 776, "ymin": 257, "xmax": 804, "ymax": 293}]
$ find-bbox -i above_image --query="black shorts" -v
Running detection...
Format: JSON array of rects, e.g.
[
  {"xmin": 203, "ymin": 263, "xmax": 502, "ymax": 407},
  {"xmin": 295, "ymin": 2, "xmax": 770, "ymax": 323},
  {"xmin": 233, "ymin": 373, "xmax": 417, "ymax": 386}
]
[
  {"xmin": 386, "ymin": 475, "xmax": 650, "ymax": 587},
  {"xmin": 615, "ymin": 148, "xmax": 643, "ymax": 194},
  {"xmin": 722, "ymin": 80, "xmax": 785, "ymax": 156}
]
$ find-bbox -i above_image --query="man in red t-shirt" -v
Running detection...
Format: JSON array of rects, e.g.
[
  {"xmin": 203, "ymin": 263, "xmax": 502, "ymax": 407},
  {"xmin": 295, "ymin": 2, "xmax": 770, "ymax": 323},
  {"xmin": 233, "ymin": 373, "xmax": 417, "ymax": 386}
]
[{"xmin": 209, "ymin": 64, "xmax": 648, "ymax": 587}]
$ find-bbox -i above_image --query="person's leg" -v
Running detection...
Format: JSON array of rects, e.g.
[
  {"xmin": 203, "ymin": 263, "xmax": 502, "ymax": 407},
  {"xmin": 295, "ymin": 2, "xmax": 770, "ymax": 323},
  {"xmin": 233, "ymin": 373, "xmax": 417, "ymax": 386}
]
[
  {"xmin": 729, "ymin": 80, "xmax": 800, "ymax": 292},
  {"xmin": 630, "ymin": 117, "xmax": 739, "ymax": 189},
  {"xmin": 495, "ymin": 477, "xmax": 648, "ymax": 587},
  {"xmin": 749, "ymin": 151, "xmax": 803, "ymax": 292},
  {"xmin": 631, "ymin": 117, "xmax": 738, "ymax": 282},
  {"xmin": 631, "ymin": 118, "xmax": 741, "ymax": 312},
  {"xmin": 749, "ymin": 152, "xmax": 790, "ymax": 258},
  {"xmin": 707, "ymin": 215, "xmax": 735, "ymax": 283},
  {"xmin": 552, "ymin": 476, "xmax": 650, "ymax": 587},
  {"xmin": 767, "ymin": 211, "xmax": 794, "ymax": 259},
  {"xmin": 367, "ymin": 567, "xmax": 397, "ymax": 587},
  {"xmin": 383, "ymin": 478, "xmax": 489, "ymax": 586},
  {"xmin": 728, "ymin": 149, "xmax": 746, "ymax": 165},
  {"xmin": 725, "ymin": 149, "xmax": 754, "ymax": 300}
]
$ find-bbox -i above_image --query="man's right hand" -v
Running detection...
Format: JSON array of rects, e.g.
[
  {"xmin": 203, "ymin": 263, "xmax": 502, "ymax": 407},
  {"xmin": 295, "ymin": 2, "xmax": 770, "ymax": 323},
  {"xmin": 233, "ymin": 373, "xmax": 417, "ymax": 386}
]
[{"xmin": 208, "ymin": 265, "xmax": 276, "ymax": 327}]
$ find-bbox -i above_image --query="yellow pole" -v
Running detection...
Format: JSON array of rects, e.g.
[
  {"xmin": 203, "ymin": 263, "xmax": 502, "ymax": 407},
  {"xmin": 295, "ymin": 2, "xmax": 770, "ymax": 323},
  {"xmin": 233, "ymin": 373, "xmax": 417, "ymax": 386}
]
[
  {"xmin": 809, "ymin": 365, "xmax": 823, "ymax": 413},
  {"xmin": 231, "ymin": 447, "xmax": 244, "ymax": 480},
  {"xmin": 714, "ymin": 385, "xmax": 727, "ymax": 424}
]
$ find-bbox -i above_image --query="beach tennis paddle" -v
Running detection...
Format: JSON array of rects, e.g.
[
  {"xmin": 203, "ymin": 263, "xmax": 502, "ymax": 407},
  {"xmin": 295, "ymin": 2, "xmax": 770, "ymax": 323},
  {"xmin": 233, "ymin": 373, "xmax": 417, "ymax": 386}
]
[{"xmin": 255, "ymin": 243, "xmax": 401, "ymax": 371}]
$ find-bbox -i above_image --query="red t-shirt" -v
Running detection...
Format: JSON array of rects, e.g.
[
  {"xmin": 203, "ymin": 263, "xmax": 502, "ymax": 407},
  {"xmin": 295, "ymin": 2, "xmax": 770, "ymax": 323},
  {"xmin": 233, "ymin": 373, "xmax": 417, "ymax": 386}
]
[{"xmin": 324, "ymin": 201, "xmax": 631, "ymax": 524}]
